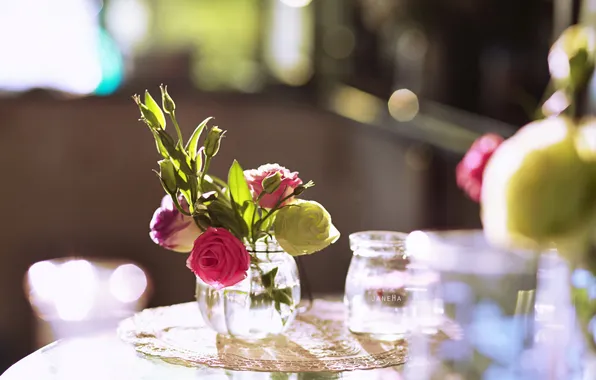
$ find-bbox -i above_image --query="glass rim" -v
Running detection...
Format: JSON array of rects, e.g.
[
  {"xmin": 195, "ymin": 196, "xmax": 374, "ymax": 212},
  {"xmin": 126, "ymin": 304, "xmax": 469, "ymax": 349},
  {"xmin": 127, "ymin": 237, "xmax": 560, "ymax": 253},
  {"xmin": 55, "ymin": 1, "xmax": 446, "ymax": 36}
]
[
  {"xmin": 349, "ymin": 230, "xmax": 408, "ymax": 250},
  {"xmin": 408, "ymin": 229, "xmax": 539, "ymax": 274},
  {"xmin": 246, "ymin": 239, "xmax": 284, "ymax": 253}
]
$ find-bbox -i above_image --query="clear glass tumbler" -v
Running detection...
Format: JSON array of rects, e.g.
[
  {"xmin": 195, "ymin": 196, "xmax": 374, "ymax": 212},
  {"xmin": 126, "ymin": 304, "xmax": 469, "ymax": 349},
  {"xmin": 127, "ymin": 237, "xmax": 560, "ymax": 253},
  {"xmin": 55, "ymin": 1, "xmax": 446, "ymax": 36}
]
[
  {"xmin": 405, "ymin": 230, "xmax": 539, "ymax": 379},
  {"xmin": 345, "ymin": 231, "xmax": 413, "ymax": 340}
]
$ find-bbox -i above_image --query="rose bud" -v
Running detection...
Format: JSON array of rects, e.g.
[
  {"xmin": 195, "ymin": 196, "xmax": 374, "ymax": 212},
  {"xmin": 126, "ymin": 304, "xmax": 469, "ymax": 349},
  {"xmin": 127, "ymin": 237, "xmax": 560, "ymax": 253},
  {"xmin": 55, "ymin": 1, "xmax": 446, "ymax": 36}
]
[
  {"xmin": 160, "ymin": 84, "xmax": 176, "ymax": 114},
  {"xmin": 150, "ymin": 195, "xmax": 202, "ymax": 253},
  {"xmin": 204, "ymin": 126, "xmax": 225, "ymax": 158},
  {"xmin": 456, "ymin": 133, "xmax": 504, "ymax": 202},
  {"xmin": 186, "ymin": 227, "xmax": 250, "ymax": 289},
  {"xmin": 273, "ymin": 200, "xmax": 340, "ymax": 256},
  {"xmin": 244, "ymin": 164, "xmax": 303, "ymax": 209},
  {"xmin": 262, "ymin": 172, "xmax": 282, "ymax": 194}
]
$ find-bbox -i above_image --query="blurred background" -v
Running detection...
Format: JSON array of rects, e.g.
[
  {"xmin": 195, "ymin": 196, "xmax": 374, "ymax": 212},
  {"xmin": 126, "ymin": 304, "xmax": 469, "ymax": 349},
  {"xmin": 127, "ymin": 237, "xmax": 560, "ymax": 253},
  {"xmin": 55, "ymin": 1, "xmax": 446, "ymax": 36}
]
[{"xmin": 0, "ymin": 0, "xmax": 565, "ymax": 371}]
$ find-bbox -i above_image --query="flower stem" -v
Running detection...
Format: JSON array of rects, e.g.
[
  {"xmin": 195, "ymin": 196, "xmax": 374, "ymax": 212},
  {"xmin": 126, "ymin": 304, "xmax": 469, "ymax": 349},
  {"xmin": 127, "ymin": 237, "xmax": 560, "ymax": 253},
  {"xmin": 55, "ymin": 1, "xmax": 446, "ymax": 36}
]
[
  {"xmin": 250, "ymin": 193, "xmax": 266, "ymax": 244},
  {"xmin": 170, "ymin": 111, "xmax": 184, "ymax": 144},
  {"xmin": 171, "ymin": 195, "xmax": 192, "ymax": 216},
  {"xmin": 254, "ymin": 187, "xmax": 294, "ymax": 232},
  {"xmin": 199, "ymin": 157, "xmax": 212, "ymax": 192}
]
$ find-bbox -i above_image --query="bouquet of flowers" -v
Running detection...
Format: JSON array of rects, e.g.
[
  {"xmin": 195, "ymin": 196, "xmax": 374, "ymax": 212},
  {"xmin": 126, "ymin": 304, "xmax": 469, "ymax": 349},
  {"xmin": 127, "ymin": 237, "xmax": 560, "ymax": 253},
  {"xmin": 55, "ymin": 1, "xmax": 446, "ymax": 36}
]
[
  {"xmin": 457, "ymin": 26, "xmax": 596, "ymax": 351},
  {"xmin": 133, "ymin": 86, "xmax": 340, "ymax": 321}
]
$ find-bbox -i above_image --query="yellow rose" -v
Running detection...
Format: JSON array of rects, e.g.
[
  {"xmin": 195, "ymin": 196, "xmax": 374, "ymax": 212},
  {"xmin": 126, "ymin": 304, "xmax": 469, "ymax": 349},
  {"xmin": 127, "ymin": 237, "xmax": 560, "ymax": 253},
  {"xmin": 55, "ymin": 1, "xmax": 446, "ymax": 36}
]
[{"xmin": 273, "ymin": 200, "xmax": 340, "ymax": 256}]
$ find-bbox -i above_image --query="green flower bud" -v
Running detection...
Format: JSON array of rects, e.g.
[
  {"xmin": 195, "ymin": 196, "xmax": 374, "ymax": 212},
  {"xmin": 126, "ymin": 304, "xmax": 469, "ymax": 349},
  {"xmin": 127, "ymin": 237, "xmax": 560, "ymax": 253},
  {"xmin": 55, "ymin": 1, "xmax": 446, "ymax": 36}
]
[
  {"xmin": 292, "ymin": 180, "xmax": 314, "ymax": 197},
  {"xmin": 262, "ymin": 172, "xmax": 282, "ymax": 194},
  {"xmin": 144, "ymin": 90, "xmax": 166, "ymax": 129},
  {"xmin": 273, "ymin": 200, "xmax": 340, "ymax": 256},
  {"xmin": 204, "ymin": 126, "xmax": 225, "ymax": 158},
  {"xmin": 160, "ymin": 84, "xmax": 176, "ymax": 114},
  {"xmin": 549, "ymin": 25, "xmax": 596, "ymax": 91},
  {"xmin": 133, "ymin": 94, "xmax": 162, "ymax": 130}
]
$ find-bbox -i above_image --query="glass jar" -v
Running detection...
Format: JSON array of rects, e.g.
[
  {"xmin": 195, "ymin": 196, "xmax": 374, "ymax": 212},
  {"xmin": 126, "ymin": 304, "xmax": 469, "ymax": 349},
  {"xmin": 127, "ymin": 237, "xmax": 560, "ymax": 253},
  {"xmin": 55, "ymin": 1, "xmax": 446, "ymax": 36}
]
[
  {"xmin": 345, "ymin": 231, "xmax": 415, "ymax": 340},
  {"xmin": 195, "ymin": 240, "xmax": 301, "ymax": 340}
]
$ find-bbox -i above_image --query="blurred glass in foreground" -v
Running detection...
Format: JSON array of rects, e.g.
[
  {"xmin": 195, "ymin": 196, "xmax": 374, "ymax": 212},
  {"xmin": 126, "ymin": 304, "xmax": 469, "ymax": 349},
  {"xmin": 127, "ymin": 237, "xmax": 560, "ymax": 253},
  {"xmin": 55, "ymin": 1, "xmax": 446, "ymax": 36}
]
[
  {"xmin": 406, "ymin": 230, "xmax": 539, "ymax": 379},
  {"xmin": 25, "ymin": 258, "xmax": 151, "ymax": 347}
]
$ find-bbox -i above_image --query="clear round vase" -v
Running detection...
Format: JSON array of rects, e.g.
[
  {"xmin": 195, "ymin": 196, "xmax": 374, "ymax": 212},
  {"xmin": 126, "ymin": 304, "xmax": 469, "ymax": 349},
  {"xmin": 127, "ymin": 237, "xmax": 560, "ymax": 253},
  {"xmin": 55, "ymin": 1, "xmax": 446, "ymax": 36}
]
[{"xmin": 195, "ymin": 240, "xmax": 301, "ymax": 340}]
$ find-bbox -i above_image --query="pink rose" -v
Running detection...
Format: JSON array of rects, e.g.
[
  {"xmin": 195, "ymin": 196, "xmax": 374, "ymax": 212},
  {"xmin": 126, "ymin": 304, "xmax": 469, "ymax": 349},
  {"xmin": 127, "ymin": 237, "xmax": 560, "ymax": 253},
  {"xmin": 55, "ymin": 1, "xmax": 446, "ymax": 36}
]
[
  {"xmin": 150, "ymin": 195, "xmax": 202, "ymax": 253},
  {"xmin": 456, "ymin": 133, "xmax": 504, "ymax": 202},
  {"xmin": 186, "ymin": 227, "xmax": 250, "ymax": 289},
  {"xmin": 244, "ymin": 164, "xmax": 303, "ymax": 209}
]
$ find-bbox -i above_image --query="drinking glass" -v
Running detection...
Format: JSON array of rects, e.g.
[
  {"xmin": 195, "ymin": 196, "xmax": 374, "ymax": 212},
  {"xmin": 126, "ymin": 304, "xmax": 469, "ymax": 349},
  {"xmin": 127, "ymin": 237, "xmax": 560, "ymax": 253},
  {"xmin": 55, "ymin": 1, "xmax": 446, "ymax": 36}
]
[{"xmin": 405, "ymin": 230, "xmax": 540, "ymax": 379}]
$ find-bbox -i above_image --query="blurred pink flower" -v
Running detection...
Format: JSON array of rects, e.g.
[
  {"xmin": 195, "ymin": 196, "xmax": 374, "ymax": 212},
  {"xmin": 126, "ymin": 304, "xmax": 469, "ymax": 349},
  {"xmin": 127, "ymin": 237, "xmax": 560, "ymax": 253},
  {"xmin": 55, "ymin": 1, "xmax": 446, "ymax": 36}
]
[{"xmin": 456, "ymin": 133, "xmax": 504, "ymax": 202}]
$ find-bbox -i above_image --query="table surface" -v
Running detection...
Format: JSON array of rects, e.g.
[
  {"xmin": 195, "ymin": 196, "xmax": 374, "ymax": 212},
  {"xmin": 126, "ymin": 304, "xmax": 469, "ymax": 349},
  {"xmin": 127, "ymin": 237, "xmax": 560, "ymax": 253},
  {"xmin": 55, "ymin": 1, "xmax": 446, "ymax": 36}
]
[
  {"xmin": 6, "ymin": 332, "xmax": 595, "ymax": 380},
  {"xmin": 4, "ymin": 247, "xmax": 596, "ymax": 380},
  {"xmin": 0, "ymin": 334, "xmax": 412, "ymax": 380}
]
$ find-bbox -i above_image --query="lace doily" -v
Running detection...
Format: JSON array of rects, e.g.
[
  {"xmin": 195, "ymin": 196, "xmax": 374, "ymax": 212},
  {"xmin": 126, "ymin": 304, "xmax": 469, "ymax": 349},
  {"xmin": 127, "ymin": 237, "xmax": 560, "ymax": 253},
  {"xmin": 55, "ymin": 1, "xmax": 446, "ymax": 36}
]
[{"xmin": 118, "ymin": 300, "xmax": 455, "ymax": 372}]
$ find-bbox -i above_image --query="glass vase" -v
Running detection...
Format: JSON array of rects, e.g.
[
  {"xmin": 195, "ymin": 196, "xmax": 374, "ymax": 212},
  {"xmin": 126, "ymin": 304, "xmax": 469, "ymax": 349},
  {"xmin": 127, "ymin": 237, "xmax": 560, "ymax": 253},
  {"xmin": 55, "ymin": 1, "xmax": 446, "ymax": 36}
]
[{"xmin": 195, "ymin": 240, "xmax": 301, "ymax": 340}]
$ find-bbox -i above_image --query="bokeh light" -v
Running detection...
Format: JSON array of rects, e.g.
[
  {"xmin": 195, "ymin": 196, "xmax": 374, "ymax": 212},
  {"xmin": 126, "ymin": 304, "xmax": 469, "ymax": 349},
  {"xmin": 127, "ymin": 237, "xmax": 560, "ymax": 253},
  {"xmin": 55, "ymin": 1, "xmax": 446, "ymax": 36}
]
[
  {"xmin": 280, "ymin": 0, "xmax": 313, "ymax": 7},
  {"xmin": 0, "ymin": 0, "xmax": 103, "ymax": 94},
  {"xmin": 28, "ymin": 261, "xmax": 59, "ymax": 302},
  {"xmin": 266, "ymin": 0, "xmax": 314, "ymax": 86},
  {"xmin": 406, "ymin": 230, "xmax": 431, "ymax": 260},
  {"xmin": 388, "ymin": 89, "xmax": 419, "ymax": 122},
  {"xmin": 323, "ymin": 27, "xmax": 356, "ymax": 60},
  {"xmin": 105, "ymin": 0, "xmax": 149, "ymax": 52},
  {"xmin": 548, "ymin": 47, "xmax": 571, "ymax": 81},
  {"xmin": 109, "ymin": 264, "xmax": 148, "ymax": 303},
  {"xmin": 541, "ymin": 90, "xmax": 569, "ymax": 117},
  {"xmin": 397, "ymin": 28, "xmax": 428, "ymax": 61}
]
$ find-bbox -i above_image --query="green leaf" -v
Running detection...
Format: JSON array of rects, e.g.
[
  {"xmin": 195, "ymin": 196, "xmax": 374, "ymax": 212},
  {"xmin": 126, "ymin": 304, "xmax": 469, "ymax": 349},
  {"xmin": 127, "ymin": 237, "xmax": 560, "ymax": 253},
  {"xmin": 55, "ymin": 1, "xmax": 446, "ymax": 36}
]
[
  {"xmin": 198, "ymin": 191, "xmax": 218, "ymax": 204},
  {"xmin": 272, "ymin": 287, "xmax": 293, "ymax": 306},
  {"xmin": 228, "ymin": 160, "xmax": 252, "ymax": 204},
  {"xmin": 144, "ymin": 90, "xmax": 166, "ymax": 129},
  {"xmin": 189, "ymin": 175, "xmax": 199, "ymax": 208},
  {"xmin": 154, "ymin": 172, "xmax": 177, "ymax": 200},
  {"xmin": 155, "ymin": 129, "xmax": 177, "ymax": 159},
  {"xmin": 154, "ymin": 131, "xmax": 194, "ymax": 180},
  {"xmin": 150, "ymin": 130, "xmax": 169, "ymax": 159},
  {"xmin": 260, "ymin": 214, "xmax": 274, "ymax": 233},
  {"xmin": 209, "ymin": 174, "xmax": 229, "ymax": 190},
  {"xmin": 227, "ymin": 160, "xmax": 256, "ymax": 233},
  {"xmin": 202, "ymin": 176, "xmax": 226, "ymax": 196},
  {"xmin": 158, "ymin": 160, "xmax": 177, "ymax": 194},
  {"xmin": 194, "ymin": 148, "xmax": 203, "ymax": 175},
  {"xmin": 175, "ymin": 142, "xmax": 194, "ymax": 178},
  {"xmin": 195, "ymin": 213, "xmax": 211, "ymax": 231},
  {"xmin": 261, "ymin": 267, "xmax": 278, "ymax": 289},
  {"xmin": 207, "ymin": 200, "xmax": 248, "ymax": 239},
  {"xmin": 185, "ymin": 117, "xmax": 212, "ymax": 160}
]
